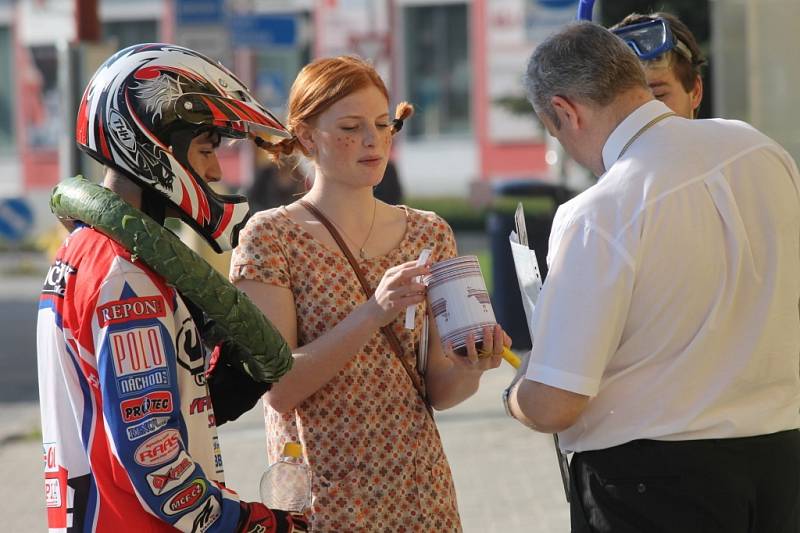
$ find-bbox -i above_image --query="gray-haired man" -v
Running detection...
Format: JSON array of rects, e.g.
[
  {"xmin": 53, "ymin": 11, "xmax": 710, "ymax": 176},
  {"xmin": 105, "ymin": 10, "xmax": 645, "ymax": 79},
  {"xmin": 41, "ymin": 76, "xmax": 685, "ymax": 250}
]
[{"xmin": 503, "ymin": 21, "xmax": 800, "ymax": 532}]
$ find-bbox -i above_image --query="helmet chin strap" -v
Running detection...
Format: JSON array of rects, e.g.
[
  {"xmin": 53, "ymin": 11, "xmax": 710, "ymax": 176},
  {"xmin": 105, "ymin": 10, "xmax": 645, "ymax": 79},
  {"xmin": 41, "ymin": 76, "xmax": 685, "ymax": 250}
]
[{"xmin": 140, "ymin": 186, "xmax": 166, "ymax": 226}]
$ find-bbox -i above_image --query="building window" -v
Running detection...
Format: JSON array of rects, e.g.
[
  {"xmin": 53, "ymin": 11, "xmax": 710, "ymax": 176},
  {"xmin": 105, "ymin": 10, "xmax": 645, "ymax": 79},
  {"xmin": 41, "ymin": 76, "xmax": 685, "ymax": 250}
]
[
  {"xmin": 0, "ymin": 25, "xmax": 13, "ymax": 152},
  {"xmin": 103, "ymin": 20, "xmax": 158, "ymax": 49},
  {"xmin": 25, "ymin": 45, "xmax": 61, "ymax": 150},
  {"xmin": 404, "ymin": 3, "xmax": 470, "ymax": 138}
]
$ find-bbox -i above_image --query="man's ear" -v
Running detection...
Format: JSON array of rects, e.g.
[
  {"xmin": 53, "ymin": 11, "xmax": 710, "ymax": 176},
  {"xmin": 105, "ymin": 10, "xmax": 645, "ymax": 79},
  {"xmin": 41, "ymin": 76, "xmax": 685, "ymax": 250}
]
[
  {"xmin": 690, "ymin": 75, "xmax": 703, "ymax": 118},
  {"xmin": 551, "ymin": 95, "xmax": 580, "ymax": 130}
]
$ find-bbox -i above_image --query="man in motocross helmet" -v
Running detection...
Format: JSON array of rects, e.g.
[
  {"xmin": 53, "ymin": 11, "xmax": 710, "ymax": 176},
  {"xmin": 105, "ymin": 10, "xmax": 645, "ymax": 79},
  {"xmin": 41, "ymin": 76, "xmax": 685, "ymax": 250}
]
[{"xmin": 37, "ymin": 43, "xmax": 307, "ymax": 532}]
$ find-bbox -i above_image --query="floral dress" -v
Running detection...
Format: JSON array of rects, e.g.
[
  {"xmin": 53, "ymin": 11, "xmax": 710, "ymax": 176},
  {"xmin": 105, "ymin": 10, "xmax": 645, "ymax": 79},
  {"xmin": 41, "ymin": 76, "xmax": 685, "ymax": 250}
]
[{"xmin": 230, "ymin": 206, "xmax": 462, "ymax": 532}]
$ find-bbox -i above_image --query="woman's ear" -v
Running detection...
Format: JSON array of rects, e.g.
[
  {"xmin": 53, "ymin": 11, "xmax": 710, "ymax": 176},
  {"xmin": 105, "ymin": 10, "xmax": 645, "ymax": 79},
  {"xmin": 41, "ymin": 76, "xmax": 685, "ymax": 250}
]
[{"xmin": 294, "ymin": 123, "xmax": 315, "ymax": 156}]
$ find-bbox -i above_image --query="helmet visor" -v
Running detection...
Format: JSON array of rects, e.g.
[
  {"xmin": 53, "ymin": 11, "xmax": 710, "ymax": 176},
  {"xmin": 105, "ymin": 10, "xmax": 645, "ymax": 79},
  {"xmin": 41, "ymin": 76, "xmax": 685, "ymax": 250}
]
[{"xmin": 175, "ymin": 93, "xmax": 291, "ymax": 141}]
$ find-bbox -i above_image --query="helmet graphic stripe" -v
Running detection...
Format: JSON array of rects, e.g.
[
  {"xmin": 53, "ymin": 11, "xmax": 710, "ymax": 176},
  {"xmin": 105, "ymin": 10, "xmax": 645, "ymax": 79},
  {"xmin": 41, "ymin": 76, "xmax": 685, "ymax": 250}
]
[
  {"xmin": 123, "ymin": 88, "xmax": 168, "ymax": 149},
  {"xmin": 226, "ymin": 98, "xmax": 283, "ymax": 129},
  {"xmin": 201, "ymin": 96, "xmax": 230, "ymax": 124},
  {"xmin": 211, "ymin": 203, "xmax": 234, "ymax": 240},
  {"xmin": 76, "ymin": 92, "xmax": 90, "ymax": 145},
  {"xmin": 225, "ymin": 98, "xmax": 262, "ymax": 123},
  {"xmin": 175, "ymin": 165, "xmax": 210, "ymax": 225},
  {"xmin": 178, "ymin": 186, "xmax": 194, "ymax": 218},
  {"xmin": 97, "ymin": 115, "xmax": 112, "ymax": 159},
  {"xmin": 193, "ymin": 177, "xmax": 211, "ymax": 224}
]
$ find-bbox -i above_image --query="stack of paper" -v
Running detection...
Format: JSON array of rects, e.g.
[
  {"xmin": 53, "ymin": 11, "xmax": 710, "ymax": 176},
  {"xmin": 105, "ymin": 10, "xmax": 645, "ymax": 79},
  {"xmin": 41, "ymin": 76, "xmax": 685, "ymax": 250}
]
[
  {"xmin": 508, "ymin": 202, "xmax": 570, "ymax": 503},
  {"xmin": 508, "ymin": 203, "xmax": 543, "ymax": 339}
]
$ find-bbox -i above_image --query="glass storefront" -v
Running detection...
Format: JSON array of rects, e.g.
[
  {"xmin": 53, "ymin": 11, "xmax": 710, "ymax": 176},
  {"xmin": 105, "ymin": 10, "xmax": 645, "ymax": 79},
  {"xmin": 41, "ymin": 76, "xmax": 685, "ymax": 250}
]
[
  {"xmin": 0, "ymin": 26, "xmax": 13, "ymax": 153},
  {"xmin": 404, "ymin": 3, "xmax": 471, "ymax": 138}
]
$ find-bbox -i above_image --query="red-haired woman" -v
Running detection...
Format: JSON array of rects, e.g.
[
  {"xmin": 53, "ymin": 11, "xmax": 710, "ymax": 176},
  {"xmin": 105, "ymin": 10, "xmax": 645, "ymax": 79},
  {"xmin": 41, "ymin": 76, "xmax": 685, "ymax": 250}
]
[{"xmin": 231, "ymin": 56, "xmax": 511, "ymax": 531}]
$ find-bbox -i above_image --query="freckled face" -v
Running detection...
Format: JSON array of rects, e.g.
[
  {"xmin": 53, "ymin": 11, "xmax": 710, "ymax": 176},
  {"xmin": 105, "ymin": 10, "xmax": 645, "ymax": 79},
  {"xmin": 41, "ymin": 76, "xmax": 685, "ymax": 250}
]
[{"xmin": 307, "ymin": 85, "xmax": 392, "ymax": 188}]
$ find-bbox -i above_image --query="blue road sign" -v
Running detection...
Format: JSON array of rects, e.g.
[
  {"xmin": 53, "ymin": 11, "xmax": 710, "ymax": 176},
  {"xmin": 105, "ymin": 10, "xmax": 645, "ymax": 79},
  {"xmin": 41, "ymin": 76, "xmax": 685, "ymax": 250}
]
[
  {"xmin": 176, "ymin": 0, "xmax": 225, "ymax": 26},
  {"xmin": 0, "ymin": 198, "xmax": 34, "ymax": 242},
  {"xmin": 229, "ymin": 15, "xmax": 297, "ymax": 48},
  {"xmin": 537, "ymin": 0, "xmax": 578, "ymax": 8}
]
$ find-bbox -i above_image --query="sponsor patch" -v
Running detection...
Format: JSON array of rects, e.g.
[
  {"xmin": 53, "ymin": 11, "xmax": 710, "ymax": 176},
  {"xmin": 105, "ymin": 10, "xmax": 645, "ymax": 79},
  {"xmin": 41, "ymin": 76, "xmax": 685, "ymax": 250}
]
[
  {"xmin": 42, "ymin": 260, "xmax": 75, "ymax": 298},
  {"xmin": 173, "ymin": 496, "xmax": 221, "ymax": 533},
  {"xmin": 135, "ymin": 428, "xmax": 181, "ymax": 467},
  {"xmin": 44, "ymin": 478, "xmax": 61, "ymax": 508},
  {"xmin": 98, "ymin": 296, "xmax": 166, "ymax": 327},
  {"xmin": 162, "ymin": 478, "xmax": 207, "ymax": 516},
  {"xmin": 44, "ymin": 464, "xmax": 67, "ymax": 513},
  {"xmin": 121, "ymin": 391, "xmax": 173, "ymax": 423},
  {"xmin": 43, "ymin": 442, "xmax": 57, "ymax": 473},
  {"xmin": 189, "ymin": 396, "xmax": 212, "ymax": 415},
  {"xmin": 126, "ymin": 416, "xmax": 170, "ymax": 441},
  {"xmin": 176, "ymin": 316, "xmax": 206, "ymax": 387},
  {"xmin": 212, "ymin": 435, "xmax": 223, "ymax": 474},
  {"xmin": 109, "ymin": 109, "xmax": 138, "ymax": 153},
  {"xmin": 146, "ymin": 451, "xmax": 196, "ymax": 496},
  {"xmin": 109, "ymin": 325, "xmax": 167, "ymax": 378},
  {"xmin": 116, "ymin": 368, "xmax": 170, "ymax": 398}
]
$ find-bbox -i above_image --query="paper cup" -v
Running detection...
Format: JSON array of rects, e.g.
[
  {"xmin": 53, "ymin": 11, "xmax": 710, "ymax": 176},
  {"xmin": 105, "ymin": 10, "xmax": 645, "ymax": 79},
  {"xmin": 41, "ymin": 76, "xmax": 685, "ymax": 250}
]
[{"xmin": 424, "ymin": 255, "xmax": 496, "ymax": 355}]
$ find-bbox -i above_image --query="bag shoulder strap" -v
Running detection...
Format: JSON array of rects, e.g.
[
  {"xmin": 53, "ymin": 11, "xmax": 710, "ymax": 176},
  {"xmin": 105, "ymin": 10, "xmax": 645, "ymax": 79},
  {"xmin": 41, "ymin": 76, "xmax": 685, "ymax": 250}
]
[{"xmin": 298, "ymin": 200, "xmax": 432, "ymax": 413}]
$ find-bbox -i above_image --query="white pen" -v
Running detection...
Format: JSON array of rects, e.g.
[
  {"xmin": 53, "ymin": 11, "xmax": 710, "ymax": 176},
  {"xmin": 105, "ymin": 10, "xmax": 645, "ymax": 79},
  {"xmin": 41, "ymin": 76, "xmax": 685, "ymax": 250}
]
[{"xmin": 404, "ymin": 248, "xmax": 433, "ymax": 329}]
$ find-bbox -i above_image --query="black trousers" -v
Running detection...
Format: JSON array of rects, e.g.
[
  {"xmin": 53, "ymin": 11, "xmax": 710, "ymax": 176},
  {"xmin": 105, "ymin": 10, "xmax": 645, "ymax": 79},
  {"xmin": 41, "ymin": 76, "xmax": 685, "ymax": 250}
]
[{"xmin": 569, "ymin": 430, "xmax": 800, "ymax": 533}]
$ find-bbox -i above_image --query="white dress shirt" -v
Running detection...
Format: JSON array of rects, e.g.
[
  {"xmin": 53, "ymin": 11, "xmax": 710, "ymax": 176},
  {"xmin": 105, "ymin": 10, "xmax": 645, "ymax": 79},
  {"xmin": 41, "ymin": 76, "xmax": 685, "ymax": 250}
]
[{"xmin": 526, "ymin": 100, "xmax": 800, "ymax": 453}]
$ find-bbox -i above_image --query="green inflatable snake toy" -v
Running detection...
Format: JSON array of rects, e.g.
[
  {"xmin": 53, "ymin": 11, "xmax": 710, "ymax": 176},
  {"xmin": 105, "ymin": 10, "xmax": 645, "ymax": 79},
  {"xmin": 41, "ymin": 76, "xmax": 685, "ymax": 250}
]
[{"xmin": 49, "ymin": 175, "xmax": 293, "ymax": 383}]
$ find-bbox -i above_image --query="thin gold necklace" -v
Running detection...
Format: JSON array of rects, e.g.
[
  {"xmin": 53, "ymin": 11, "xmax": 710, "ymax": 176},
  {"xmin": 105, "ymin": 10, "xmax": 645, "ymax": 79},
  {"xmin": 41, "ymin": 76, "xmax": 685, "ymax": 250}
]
[
  {"xmin": 311, "ymin": 198, "xmax": 378, "ymax": 259},
  {"xmin": 617, "ymin": 111, "xmax": 676, "ymax": 159}
]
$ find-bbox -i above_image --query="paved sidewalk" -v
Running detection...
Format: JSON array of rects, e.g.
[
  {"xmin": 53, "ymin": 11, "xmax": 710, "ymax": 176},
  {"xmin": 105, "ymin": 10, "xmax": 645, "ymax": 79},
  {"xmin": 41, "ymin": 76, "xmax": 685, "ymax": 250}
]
[
  {"xmin": 217, "ymin": 365, "xmax": 571, "ymax": 532},
  {"xmin": 0, "ymin": 365, "xmax": 570, "ymax": 532}
]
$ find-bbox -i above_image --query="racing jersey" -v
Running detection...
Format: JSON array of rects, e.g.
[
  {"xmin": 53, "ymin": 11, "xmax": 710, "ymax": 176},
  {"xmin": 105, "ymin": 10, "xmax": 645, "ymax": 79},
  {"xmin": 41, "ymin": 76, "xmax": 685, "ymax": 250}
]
[{"xmin": 37, "ymin": 225, "xmax": 241, "ymax": 532}]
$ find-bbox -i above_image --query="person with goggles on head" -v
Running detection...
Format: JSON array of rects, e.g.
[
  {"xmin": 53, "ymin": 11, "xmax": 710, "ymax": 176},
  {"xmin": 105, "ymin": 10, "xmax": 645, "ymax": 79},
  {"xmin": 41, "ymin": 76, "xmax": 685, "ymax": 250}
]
[{"xmin": 611, "ymin": 12, "xmax": 706, "ymax": 119}]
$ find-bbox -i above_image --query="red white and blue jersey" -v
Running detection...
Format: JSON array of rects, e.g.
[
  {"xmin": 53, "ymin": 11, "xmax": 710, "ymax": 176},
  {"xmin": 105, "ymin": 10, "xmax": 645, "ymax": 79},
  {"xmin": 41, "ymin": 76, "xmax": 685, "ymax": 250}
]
[{"xmin": 37, "ymin": 225, "xmax": 241, "ymax": 532}]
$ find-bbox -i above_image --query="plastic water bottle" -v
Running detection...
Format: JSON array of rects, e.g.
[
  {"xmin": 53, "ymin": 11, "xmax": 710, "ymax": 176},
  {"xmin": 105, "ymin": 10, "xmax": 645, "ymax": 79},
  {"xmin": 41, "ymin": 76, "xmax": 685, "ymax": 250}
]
[{"xmin": 260, "ymin": 442, "xmax": 311, "ymax": 513}]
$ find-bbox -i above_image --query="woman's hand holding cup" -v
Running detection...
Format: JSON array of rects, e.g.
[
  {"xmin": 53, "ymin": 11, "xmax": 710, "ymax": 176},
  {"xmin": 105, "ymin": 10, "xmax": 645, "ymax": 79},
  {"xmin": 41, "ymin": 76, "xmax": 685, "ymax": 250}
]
[
  {"xmin": 368, "ymin": 260, "xmax": 430, "ymax": 327},
  {"xmin": 444, "ymin": 324, "xmax": 512, "ymax": 373}
]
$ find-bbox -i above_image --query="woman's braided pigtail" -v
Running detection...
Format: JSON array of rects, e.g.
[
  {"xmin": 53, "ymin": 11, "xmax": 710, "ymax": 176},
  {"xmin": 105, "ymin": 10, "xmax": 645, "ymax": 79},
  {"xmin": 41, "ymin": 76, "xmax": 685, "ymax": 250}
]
[
  {"xmin": 391, "ymin": 102, "xmax": 415, "ymax": 135},
  {"xmin": 253, "ymin": 135, "xmax": 303, "ymax": 164}
]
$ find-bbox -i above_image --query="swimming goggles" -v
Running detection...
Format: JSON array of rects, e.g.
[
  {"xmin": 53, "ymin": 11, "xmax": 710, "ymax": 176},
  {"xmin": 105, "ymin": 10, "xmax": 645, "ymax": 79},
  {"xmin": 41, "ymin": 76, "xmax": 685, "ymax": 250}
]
[{"xmin": 611, "ymin": 18, "xmax": 693, "ymax": 64}]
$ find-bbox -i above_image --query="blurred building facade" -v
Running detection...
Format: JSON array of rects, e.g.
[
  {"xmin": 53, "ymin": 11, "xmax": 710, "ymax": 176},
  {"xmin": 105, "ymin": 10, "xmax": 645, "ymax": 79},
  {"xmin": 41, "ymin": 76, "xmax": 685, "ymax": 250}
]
[
  {"xmin": 0, "ymin": 0, "xmax": 798, "ymax": 217},
  {"xmin": 0, "ymin": 0, "xmax": 581, "ymax": 209},
  {"xmin": 710, "ymin": 0, "xmax": 800, "ymax": 163}
]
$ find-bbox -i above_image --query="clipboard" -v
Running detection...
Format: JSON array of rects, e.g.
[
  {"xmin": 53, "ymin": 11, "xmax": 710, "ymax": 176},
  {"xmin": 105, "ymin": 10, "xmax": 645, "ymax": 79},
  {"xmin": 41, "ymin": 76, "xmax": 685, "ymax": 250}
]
[{"xmin": 509, "ymin": 202, "xmax": 572, "ymax": 503}]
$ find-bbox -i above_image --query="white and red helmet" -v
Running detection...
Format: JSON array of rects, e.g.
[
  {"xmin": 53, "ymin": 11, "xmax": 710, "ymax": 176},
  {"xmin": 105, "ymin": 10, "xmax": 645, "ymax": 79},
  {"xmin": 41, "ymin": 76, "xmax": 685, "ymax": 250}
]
[{"xmin": 76, "ymin": 43, "xmax": 290, "ymax": 252}]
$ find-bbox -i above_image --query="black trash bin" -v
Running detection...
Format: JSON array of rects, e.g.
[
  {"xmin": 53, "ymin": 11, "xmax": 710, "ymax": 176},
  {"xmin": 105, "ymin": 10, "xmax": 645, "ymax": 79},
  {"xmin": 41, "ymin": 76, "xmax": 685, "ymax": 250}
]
[{"xmin": 487, "ymin": 179, "xmax": 572, "ymax": 349}]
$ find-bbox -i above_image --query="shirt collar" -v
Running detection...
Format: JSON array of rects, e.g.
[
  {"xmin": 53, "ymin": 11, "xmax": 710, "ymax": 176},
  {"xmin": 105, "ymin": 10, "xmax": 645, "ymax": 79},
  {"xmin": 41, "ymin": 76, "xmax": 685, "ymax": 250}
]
[{"xmin": 602, "ymin": 99, "xmax": 673, "ymax": 172}]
